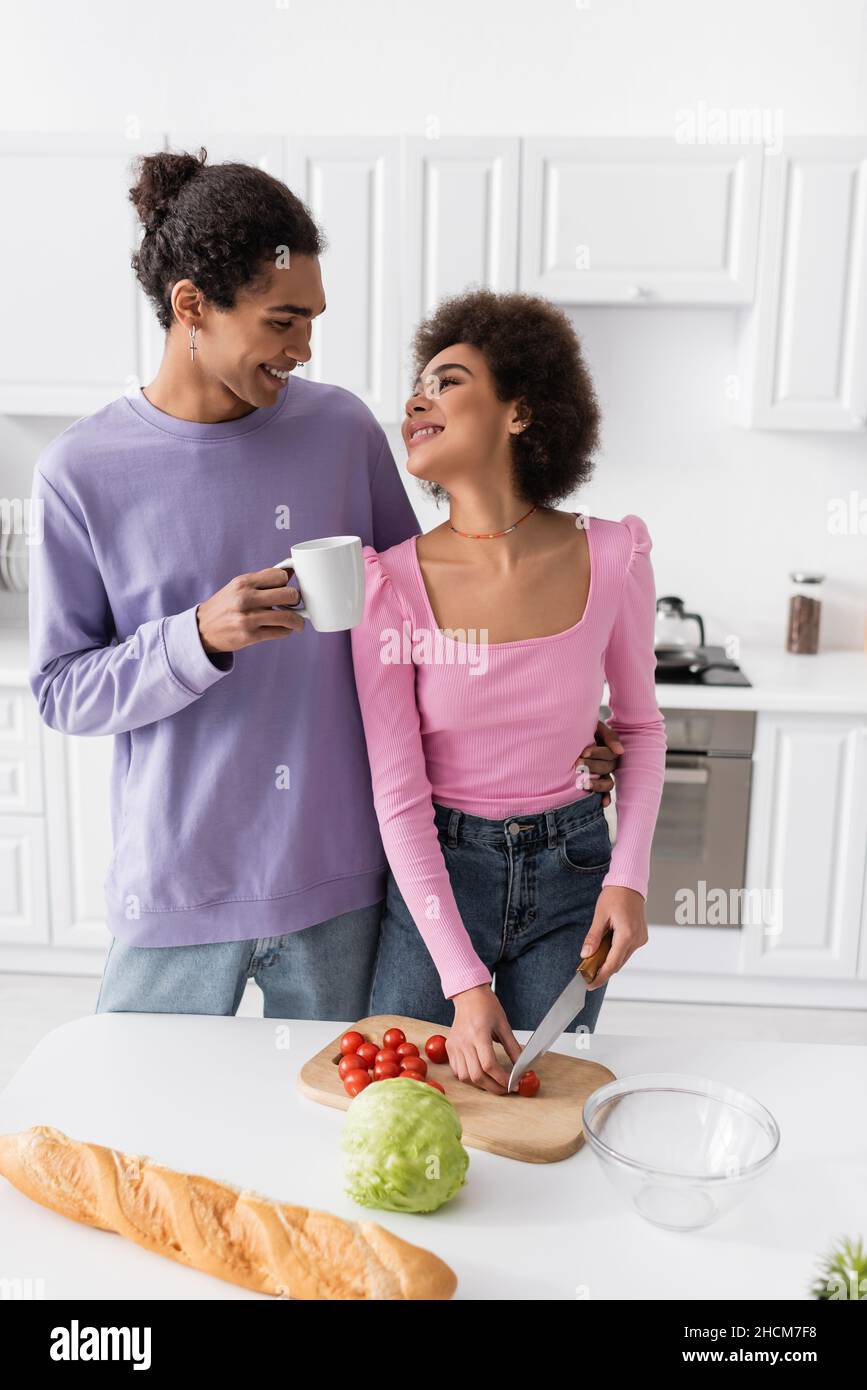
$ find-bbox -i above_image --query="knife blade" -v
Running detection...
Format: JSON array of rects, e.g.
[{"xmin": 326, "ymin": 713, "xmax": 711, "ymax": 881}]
[{"xmin": 507, "ymin": 928, "xmax": 614, "ymax": 1093}]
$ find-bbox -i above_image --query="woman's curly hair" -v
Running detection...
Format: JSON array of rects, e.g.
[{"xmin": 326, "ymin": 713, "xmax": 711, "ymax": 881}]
[
  {"xmin": 129, "ymin": 148, "xmax": 326, "ymax": 331},
  {"xmin": 411, "ymin": 288, "xmax": 601, "ymax": 508}
]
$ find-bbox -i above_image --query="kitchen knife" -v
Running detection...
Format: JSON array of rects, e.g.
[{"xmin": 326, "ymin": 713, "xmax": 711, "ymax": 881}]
[{"xmin": 507, "ymin": 928, "xmax": 614, "ymax": 1093}]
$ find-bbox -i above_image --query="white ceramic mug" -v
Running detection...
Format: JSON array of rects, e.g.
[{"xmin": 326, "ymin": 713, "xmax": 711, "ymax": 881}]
[{"xmin": 275, "ymin": 536, "xmax": 365, "ymax": 632}]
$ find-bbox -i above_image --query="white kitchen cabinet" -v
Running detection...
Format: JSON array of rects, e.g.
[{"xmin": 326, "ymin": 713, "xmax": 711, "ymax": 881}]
[
  {"xmin": 42, "ymin": 724, "xmax": 113, "ymax": 950},
  {"xmin": 859, "ymin": 853, "xmax": 867, "ymax": 980},
  {"xmin": 401, "ymin": 137, "xmax": 520, "ymax": 377},
  {"xmin": 286, "ymin": 137, "xmax": 402, "ymax": 422},
  {"xmin": 741, "ymin": 711, "xmax": 867, "ymax": 978},
  {"xmin": 740, "ymin": 137, "xmax": 867, "ymax": 430},
  {"xmin": 520, "ymin": 137, "xmax": 763, "ymax": 304},
  {"xmin": 0, "ymin": 671, "xmax": 48, "ymax": 943},
  {"xmin": 0, "ymin": 815, "xmax": 49, "ymax": 945},
  {"xmin": 0, "ymin": 132, "xmax": 165, "ymax": 415},
  {"xmin": 0, "ymin": 682, "xmax": 43, "ymax": 814}
]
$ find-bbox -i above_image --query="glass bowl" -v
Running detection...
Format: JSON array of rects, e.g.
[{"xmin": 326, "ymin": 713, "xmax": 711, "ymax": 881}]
[{"xmin": 582, "ymin": 1072, "xmax": 781, "ymax": 1231}]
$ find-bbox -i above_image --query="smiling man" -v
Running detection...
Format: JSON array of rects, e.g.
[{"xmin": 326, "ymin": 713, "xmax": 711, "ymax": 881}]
[{"xmin": 28, "ymin": 149, "xmax": 423, "ymax": 1018}]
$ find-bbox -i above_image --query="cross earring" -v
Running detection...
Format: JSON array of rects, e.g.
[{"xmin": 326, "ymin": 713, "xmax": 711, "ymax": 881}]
[{"xmin": 189, "ymin": 326, "xmax": 197, "ymax": 363}]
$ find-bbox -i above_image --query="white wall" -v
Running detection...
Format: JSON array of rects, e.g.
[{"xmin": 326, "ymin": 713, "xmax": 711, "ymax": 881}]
[{"xmin": 2, "ymin": 0, "xmax": 866, "ymax": 649}]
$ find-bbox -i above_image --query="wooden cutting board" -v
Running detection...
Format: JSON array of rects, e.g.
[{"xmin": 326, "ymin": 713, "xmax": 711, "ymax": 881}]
[{"xmin": 297, "ymin": 1014, "xmax": 616, "ymax": 1164}]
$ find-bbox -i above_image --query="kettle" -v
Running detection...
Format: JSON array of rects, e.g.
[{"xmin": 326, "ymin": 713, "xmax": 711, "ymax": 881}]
[{"xmin": 655, "ymin": 596, "xmax": 705, "ymax": 657}]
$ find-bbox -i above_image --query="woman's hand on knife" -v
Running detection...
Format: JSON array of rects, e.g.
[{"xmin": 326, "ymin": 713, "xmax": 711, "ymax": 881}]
[
  {"xmin": 581, "ymin": 886, "xmax": 647, "ymax": 989},
  {"xmin": 446, "ymin": 984, "xmax": 522, "ymax": 1095}
]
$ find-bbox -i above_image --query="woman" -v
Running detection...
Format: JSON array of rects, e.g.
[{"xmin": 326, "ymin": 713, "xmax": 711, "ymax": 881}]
[{"xmin": 350, "ymin": 289, "xmax": 667, "ymax": 1094}]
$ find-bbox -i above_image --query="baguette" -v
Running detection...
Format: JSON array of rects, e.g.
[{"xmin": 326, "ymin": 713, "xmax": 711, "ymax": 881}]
[{"xmin": 0, "ymin": 1125, "xmax": 456, "ymax": 1300}]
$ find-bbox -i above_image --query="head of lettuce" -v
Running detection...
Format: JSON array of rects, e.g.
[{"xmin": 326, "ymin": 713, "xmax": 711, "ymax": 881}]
[{"xmin": 341, "ymin": 1078, "xmax": 470, "ymax": 1213}]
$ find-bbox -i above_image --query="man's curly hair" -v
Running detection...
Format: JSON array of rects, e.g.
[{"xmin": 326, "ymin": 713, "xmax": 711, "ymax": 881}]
[
  {"xmin": 129, "ymin": 148, "xmax": 325, "ymax": 331},
  {"xmin": 411, "ymin": 288, "xmax": 601, "ymax": 508}
]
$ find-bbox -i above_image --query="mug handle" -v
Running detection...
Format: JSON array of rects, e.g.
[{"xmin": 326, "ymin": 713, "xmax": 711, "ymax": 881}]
[{"xmin": 275, "ymin": 556, "xmax": 311, "ymax": 620}]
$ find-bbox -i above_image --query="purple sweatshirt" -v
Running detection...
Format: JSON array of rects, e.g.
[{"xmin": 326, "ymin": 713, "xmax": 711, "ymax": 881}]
[{"xmin": 29, "ymin": 378, "xmax": 420, "ymax": 946}]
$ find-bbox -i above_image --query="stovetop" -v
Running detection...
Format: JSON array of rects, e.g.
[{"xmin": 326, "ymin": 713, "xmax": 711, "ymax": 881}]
[{"xmin": 655, "ymin": 644, "xmax": 752, "ymax": 686}]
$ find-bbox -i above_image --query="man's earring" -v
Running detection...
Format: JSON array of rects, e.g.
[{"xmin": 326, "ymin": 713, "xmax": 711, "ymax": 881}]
[{"xmin": 189, "ymin": 326, "xmax": 197, "ymax": 363}]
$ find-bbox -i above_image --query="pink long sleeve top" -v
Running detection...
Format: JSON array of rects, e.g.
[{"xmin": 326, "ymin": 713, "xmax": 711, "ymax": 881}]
[{"xmin": 349, "ymin": 512, "xmax": 667, "ymax": 999}]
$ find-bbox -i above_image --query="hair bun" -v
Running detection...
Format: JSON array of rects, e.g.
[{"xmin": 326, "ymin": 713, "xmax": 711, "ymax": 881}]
[{"xmin": 129, "ymin": 148, "xmax": 207, "ymax": 230}]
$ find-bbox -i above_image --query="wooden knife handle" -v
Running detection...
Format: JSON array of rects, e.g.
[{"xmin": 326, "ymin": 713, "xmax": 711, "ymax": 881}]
[{"xmin": 577, "ymin": 927, "xmax": 614, "ymax": 984}]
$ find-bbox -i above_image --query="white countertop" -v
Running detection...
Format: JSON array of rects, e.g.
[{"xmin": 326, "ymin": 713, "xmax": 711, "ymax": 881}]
[
  {"xmin": 1, "ymin": 1013, "xmax": 864, "ymax": 1301},
  {"xmin": 649, "ymin": 645, "xmax": 867, "ymax": 715},
  {"xmin": 4, "ymin": 626, "xmax": 866, "ymax": 713}
]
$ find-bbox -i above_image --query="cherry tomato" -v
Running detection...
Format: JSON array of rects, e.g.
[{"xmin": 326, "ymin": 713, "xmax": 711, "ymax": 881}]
[
  {"xmin": 356, "ymin": 1042, "xmax": 378, "ymax": 1068},
  {"xmin": 400, "ymin": 1056, "xmax": 427, "ymax": 1078},
  {"xmin": 374, "ymin": 1061, "xmax": 401, "ymax": 1080},
  {"xmin": 338, "ymin": 1053, "xmax": 367, "ymax": 1080},
  {"xmin": 518, "ymin": 1070, "xmax": 540, "ymax": 1097},
  {"xmin": 383, "ymin": 1027, "xmax": 406, "ymax": 1050},
  {"xmin": 425, "ymin": 1034, "xmax": 448, "ymax": 1065},
  {"xmin": 395, "ymin": 1041, "xmax": 419, "ymax": 1059},
  {"xmin": 374, "ymin": 1049, "xmax": 400, "ymax": 1067},
  {"xmin": 340, "ymin": 1030, "xmax": 365, "ymax": 1056},
  {"xmin": 344, "ymin": 1069, "xmax": 371, "ymax": 1097},
  {"xmin": 424, "ymin": 1078, "xmax": 446, "ymax": 1094},
  {"xmin": 397, "ymin": 1071, "xmax": 422, "ymax": 1080}
]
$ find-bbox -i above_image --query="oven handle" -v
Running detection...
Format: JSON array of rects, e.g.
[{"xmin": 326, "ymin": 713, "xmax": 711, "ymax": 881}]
[{"xmin": 663, "ymin": 766, "xmax": 709, "ymax": 784}]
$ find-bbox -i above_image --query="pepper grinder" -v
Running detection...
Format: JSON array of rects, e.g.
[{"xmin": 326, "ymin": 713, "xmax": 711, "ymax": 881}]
[{"xmin": 786, "ymin": 572, "xmax": 824, "ymax": 654}]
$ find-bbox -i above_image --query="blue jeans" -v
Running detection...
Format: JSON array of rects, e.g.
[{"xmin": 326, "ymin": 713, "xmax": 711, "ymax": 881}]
[
  {"xmin": 370, "ymin": 791, "xmax": 612, "ymax": 1031},
  {"xmin": 94, "ymin": 901, "xmax": 383, "ymax": 1018}
]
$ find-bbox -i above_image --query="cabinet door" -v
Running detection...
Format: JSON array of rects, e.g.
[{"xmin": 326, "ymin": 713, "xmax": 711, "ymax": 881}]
[
  {"xmin": 520, "ymin": 137, "xmax": 762, "ymax": 304},
  {"xmin": 402, "ymin": 137, "xmax": 519, "ymax": 368},
  {"xmin": 286, "ymin": 137, "xmax": 401, "ymax": 422},
  {"xmin": 0, "ymin": 817, "xmax": 49, "ymax": 944},
  {"xmin": 860, "ymin": 853, "xmax": 867, "ymax": 979},
  {"xmin": 743, "ymin": 138, "xmax": 867, "ymax": 429},
  {"xmin": 0, "ymin": 683, "xmax": 43, "ymax": 814},
  {"xmin": 0, "ymin": 132, "xmax": 165, "ymax": 414},
  {"xmin": 42, "ymin": 726, "xmax": 114, "ymax": 949},
  {"xmin": 741, "ymin": 712, "xmax": 867, "ymax": 977}
]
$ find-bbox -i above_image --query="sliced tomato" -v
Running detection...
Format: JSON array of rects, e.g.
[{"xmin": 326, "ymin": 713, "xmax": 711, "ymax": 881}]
[{"xmin": 518, "ymin": 1070, "xmax": 540, "ymax": 1097}]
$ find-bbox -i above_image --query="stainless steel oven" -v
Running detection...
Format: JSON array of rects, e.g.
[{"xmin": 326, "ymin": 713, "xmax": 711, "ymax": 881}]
[{"xmin": 645, "ymin": 708, "xmax": 755, "ymax": 928}]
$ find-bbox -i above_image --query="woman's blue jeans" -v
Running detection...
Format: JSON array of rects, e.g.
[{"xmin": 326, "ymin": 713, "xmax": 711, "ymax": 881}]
[{"xmin": 369, "ymin": 790, "xmax": 612, "ymax": 1032}]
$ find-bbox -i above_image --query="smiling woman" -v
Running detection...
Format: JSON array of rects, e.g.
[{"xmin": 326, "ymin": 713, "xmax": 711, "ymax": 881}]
[
  {"xmin": 349, "ymin": 286, "xmax": 666, "ymax": 1097},
  {"xmin": 405, "ymin": 288, "xmax": 601, "ymax": 508}
]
